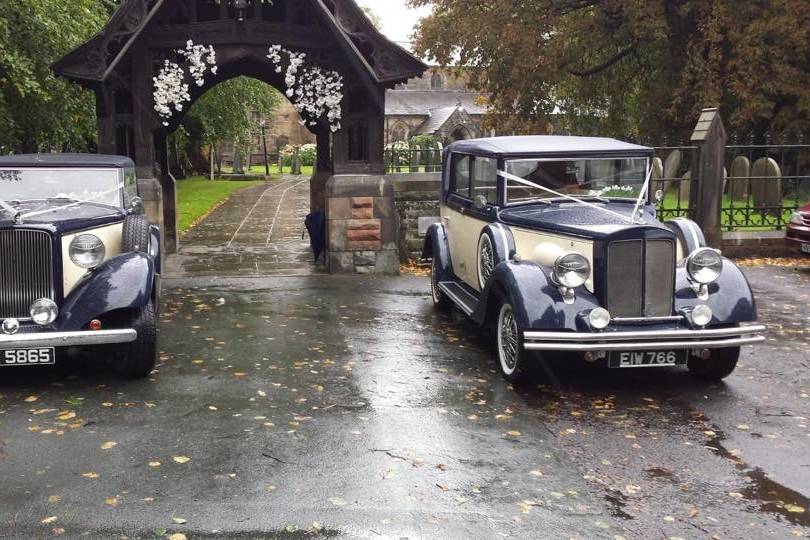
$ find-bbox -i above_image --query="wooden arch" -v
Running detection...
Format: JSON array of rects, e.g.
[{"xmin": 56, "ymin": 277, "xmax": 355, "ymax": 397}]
[{"xmin": 54, "ymin": 0, "xmax": 426, "ymax": 252}]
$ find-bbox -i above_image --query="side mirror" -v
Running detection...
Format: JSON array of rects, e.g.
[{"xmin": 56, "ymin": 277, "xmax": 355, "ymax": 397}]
[
  {"xmin": 474, "ymin": 195, "xmax": 488, "ymax": 210},
  {"xmin": 129, "ymin": 196, "xmax": 144, "ymax": 215}
]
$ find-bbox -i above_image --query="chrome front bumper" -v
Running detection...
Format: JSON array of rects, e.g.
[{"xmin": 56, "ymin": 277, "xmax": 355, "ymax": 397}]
[
  {"xmin": 0, "ymin": 329, "xmax": 137, "ymax": 348},
  {"xmin": 523, "ymin": 325, "xmax": 766, "ymax": 352}
]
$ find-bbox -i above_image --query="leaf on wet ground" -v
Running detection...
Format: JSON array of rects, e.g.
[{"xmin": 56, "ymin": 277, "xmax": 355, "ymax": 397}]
[
  {"xmin": 41, "ymin": 516, "xmax": 57, "ymax": 524},
  {"xmin": 81, "ymin": 472, "xmax": 99, "ymax": 479},
  {"xmin": 149, "ymin": 461, "xmax": 161, "ymax": 468},
  {"xmin": 105, "ymin": 497, "xmax": 119, "ymax": 507},
  {"xmin": 506, "ymin": 430, "xmax": 522, "ymax": 437},
  {"xmin": 173, "ymin": 456, "xmax": 191, "ymax": 464},
  {"xmin": 784, "ymin": 503, "xmax": 805, "ymax": 514},
  {"xmin": 24, "ymin": 396, "xmax": 38, "ymax": 403},
  {"xmin": 328, "ymin": 496, "xmax": 347, "ymax": 506},
  {"xmin": 100, "ymin": 441, "xmax": 117, "ymax": 450},
  {"xmin": 172, "ymin": 517, "xmax": 187, "ymax": 524},
  {"xmin": 168, "ymin": 534, "xmax": 187, "ymax": 540}
]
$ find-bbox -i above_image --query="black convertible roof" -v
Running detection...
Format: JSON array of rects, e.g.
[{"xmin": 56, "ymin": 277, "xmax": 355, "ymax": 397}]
[
  {"xmin": 0, "ymin": 154, "xmax": 134, "ymax": 169},
  {"xmin": 446, "ymin": 136, "xmax": 653, "ymax": 158}
]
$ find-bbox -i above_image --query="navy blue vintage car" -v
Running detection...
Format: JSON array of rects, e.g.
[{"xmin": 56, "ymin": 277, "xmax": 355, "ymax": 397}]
[
  {"xmin": 0, "ymin": 154, "xmax": 160, "ymax": 377},
  {"xmin": 423, "ymin": 136, "xmax": 765, "ymax": 383}
]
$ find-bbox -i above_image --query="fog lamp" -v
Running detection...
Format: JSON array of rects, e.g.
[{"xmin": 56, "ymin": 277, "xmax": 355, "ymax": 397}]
[
  {"xmin": 2, "ymin": 318, "xmax": 20, "ymax": 335},
  {"xmin": 30, "ymin": 298, "xmax": 58, "ymax": 326},
  {"xmin": 691, "ymin": 304, "xmax": 713, "ymax": 328},
  {"xmin": 588, "ymin": 308, "xmax": 611, "ymax": 330}
]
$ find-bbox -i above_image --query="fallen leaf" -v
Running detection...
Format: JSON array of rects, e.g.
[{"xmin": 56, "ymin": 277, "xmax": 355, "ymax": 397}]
[
  {"xmin": 506, "ymin": 430, "xmax": 522, "ymax": 437},
  {"xmin": 148, "ymin": 461, "xmax": 161, "ymax": 468},
  {"xmin": 328, "ymin": 496, "xmax": 347, "ymax": 506},
  {"xmin": 172, "ymin": 517, "xmax": 187, "ymax": 525},
  {"xmin": 173, "ymin": 456, "xmax": 191, "ymax": 464},
  {"xmin": 56, "ymin": 412, "xmax": 76, "ymax": 421},
  {"xmin": 52, "ymin": 528, "xmax": 65, "ymax": 535},
  {"xmin": 100, "ymin": 441, "xmax": 117, "ymax": 450},
  {"xmin": 736, "ymin": 424, "xmax": 750, "ymax": 431},
  {"xmin": 784, "ymin": 504, "xmax": 805, "ymax": 514},
  {"xmin": 529, "ymin": 470, "xmax": 543, "ymax": 477},
  {"xmin": 48, "ymin": 495, "xmax": 62, "ymax": 503},
  {"xmin": 625, "ymin": 485, "xmax": 641, "ymax": 495},
  {"xmin": 81, "ymin": 472, "xmax": 99, "ymax": 479},
  {"xmin": 105, "ymin": 497, "xmax": 118, "ymax": 507},
  {"xmin": 24, "ymin": 396, "xmax": 38, "ymax": 403},
  {"xmin": 41, "ymin": 516, "xmax": 57, "ymax": 524},
  {"xmin": 168, "ymin": 534, "xmax": 187, "ymax": 540}
]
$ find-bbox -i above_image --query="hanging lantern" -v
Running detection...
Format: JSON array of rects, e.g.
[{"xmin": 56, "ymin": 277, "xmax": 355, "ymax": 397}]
[{"xmin": 231, "ymin": 0, "xmax": 250, "ymax": 22}]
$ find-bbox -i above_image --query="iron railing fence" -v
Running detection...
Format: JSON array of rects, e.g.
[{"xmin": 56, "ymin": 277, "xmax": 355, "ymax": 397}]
[
  {"xmin": 651, "ymin": 146, "xmax": 699, "ymax": 222},
  {"xmin": 722, "ymin": 145, "xmax": 810, "ymax": 230},
  {"xmin": 384, "ymin": 148, "xmax": 443, "ymax": 174}
]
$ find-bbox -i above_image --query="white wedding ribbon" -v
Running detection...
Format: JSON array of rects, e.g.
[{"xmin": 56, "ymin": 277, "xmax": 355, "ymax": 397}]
[
  {"xmin": 19, "ymin": 183, "xmax": 125, "ymax": 221},
  {"xmin": 498, "ymin": 169, "xmax": 637, "ymax": 224}
]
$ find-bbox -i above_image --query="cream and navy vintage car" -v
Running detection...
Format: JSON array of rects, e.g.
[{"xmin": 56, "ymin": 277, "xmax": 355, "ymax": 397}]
[
  {"xmin": 423, "ymin": 136, "xmax": 765, "ymax": 383},
  {"xmin": 0, "ymin": 154, "xmax": 160, "ymax": 377}
]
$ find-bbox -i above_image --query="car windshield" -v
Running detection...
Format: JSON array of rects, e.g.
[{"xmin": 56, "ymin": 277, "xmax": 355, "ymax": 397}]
[
  {"xmin": 0, "ymin": 168, "xmax": 122, "ymax": 207},
  {"xmin": 504, "ymin": 157, "xmax": 649, "ymax": 204}
]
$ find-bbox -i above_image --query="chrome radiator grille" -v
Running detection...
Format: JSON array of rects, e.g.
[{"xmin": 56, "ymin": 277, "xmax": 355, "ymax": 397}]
[
  {"xmin": 606, "ymin": 239, "xmax": 675, "ymax": 318},
  {"xmin": 0, "ymin": 230, "xmax": 54, "ymax": 319}
]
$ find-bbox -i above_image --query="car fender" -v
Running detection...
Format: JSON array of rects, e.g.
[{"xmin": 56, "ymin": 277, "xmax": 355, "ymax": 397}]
[
  {"xmin": 666, "ymin": 218, "xmax": 706, "ymax": 256},
  {"xmin": 675, "ymin": 257, "xmax": 757, "ymax": 323},
  {"xmin": 479, "ymin": 223, "xmax": 516, "ymax": 266},
  {"xmin": 149, "ymin": 224, "xmax": 162, "ymax": 274},
  {"xmin": 472, "ymin": 260, "xmax": 600, "ymax": 330},
  {"xmin": 422, "ymin": 223, "xmax": 453, "ymax": 282},
  {"xmin": 57, "ymin": 252, "xmax": 156, "ymax": 331}
]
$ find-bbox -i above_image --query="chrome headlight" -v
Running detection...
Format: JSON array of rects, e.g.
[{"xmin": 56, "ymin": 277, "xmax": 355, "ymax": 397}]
[
  {"xmin": 691, "ymin": 304, "xmax": 713, "ymax": 327},
  {"xmin": 30, "ymin": 299, "xmax": 58, "ymax": 326},
  {"xmin": 588, "ymin": 308, "xmax": 611, "ymax": 330},
  {"xmin": 686, "ymin": 248, "xmax": 723, "ymax": 284},
  {"xmin": 553, "ymin": 252, "xmax": 591, "ymax": 289},
  {"xmin": 790, "ymin": 212, "xmax": 804, "ymax": 225},
  {"xmin": 69, "ymin": 234, "xmax": 106, "ymax": 269}
]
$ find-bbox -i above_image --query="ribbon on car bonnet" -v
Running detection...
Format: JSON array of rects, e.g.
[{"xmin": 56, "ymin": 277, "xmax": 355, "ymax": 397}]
[
  {"xmin": 497, "ymin": 169, "xmax": 637, "ymax": 224},
  {"xmin": 18, "ymin": 183, "xmax": 126, "ymax": 222}
]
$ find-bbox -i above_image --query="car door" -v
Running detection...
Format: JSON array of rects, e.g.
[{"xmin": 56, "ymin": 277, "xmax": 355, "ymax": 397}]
[{"xmin": 442, "ymin": 153, "xmax": 498, "ymax": 288}]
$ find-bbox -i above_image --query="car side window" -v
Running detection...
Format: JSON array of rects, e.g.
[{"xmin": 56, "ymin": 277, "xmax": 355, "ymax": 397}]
[
  {"xmin": 123, "ymin": 167, "xmax": 137, "ymax": 207},
  {"xmin": 471, "ymin": 157, "xmax": 498, "ymax": 205},
  {"xmin": 449, "ymin": 154, "xmax": 471, "ymax": 199}
]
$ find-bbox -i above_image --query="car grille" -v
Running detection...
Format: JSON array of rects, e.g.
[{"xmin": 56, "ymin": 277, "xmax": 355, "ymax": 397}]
[
  {"xmin": 606, "ymin": 239, "xmax": 675, "ymax": 318},
  {"xmin": 0, "ymin": 230, "xmax": 54, "ymax": 319},
  {"xmin": 801, "ymin": 212, "xmax": 810, "ymax": 226}
]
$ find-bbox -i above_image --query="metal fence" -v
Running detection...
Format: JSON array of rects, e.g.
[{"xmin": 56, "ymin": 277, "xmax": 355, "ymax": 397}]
[
  {"xmin": 651, "ymin": 146, "xmax": 699, "ymax": 222},
  {"xmin": 384, "ymin": 147, "xmax": 442, "ymax": 174}
]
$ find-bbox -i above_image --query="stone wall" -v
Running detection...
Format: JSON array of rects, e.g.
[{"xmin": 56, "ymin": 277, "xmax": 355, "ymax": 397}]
[
  {"xmin": 390, "ymin": 173, "xmax": 442, "ymax": 263},
  {"xmin": 326, "ymin": 175, "xmax": 399, "ymax": 274}
]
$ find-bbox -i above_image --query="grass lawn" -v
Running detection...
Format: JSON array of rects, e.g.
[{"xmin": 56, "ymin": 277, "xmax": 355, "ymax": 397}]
[
  {"xmin": 221, "ymin": 164, "xmax": 315, "ymax": 176},
  {"xmin": 176, "ymin": 176, "xmax": 268, "ymax": 234}
]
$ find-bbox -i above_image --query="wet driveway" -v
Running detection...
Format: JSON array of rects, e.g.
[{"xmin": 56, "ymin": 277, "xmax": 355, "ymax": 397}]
[{"xmin": 0, "ymin": 265, "xmax": 809, "ymax": 539}]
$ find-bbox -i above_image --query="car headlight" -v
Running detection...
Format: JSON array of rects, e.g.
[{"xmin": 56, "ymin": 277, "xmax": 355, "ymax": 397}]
[
  {"xmin": 30, "ymin": 298, "xmax": 58, "ymax": 326},
  {"xmin": 691, "ymin": 304, "xmax": 713, "ymax": 327},
  {"xmin": 69, "ymin": 234, "xmax": 106, "ymax": 269},
  {"xmin": 790, "ymin": 212, "xmax": 804, "ymax": 225},
  {"xmin": 588, "ymin": 308, "xmax": 611, "ymax": 330},
  {"xmin": 686, "ymin": 248, "xmax": 723, "ymax": 284},
  {"xmin": 553, "ymin": 252, "xmax": 591, "ymax": 289}
]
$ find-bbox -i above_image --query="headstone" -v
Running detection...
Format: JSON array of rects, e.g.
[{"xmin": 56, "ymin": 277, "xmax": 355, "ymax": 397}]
[
  {"xmin": 678, "ymin": 171, "xmax": 691, "ymax": 204},
  {"xmin": 750, "ymin": 157, "xmax": 782, "ymax": 216},
  {"xmin": 663, "ymin": 149, "xmax": 682, "ymax": 194},
  {"xmin": 651, "ymin": 157, "xmax": 664, "ymax": 194},
  {"xmin": 728, "ymin": 156, "xmax": 750, "ymax": 201}
]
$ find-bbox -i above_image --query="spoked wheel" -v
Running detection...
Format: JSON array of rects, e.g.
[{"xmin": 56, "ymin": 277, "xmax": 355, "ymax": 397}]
[
  {"xmin": 687, "ymin": 347, "xmax": 740, "ymax": 381},
  {"xmin": 430, "ymin": 256, "xmax": 452, "ymax": 311},
  {"xmin": 497, "ymin": 300, "xmax": 529, "ymax": 383},
  {"xmin": 477, "ymin": 233, "xmax": 495, "ymax": 290}
]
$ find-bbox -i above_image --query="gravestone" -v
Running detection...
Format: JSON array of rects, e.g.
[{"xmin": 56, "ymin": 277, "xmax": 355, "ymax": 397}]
[
  {"xmin": 651, "ymin": 157, "xmax": 664, "ymax": 194},
  {"xmin": 729, "ymin": 156, "xmax": 750, "ymax": 201},
  {"xmin": 751, "ymin": 157, "xmax": 782, "ymax": 216},
  {"xmin": 679, "ymin": 171, "xmax": 691, "ymax": 204},
  {"xmin": 663, "ymin": 150, "xmax": 682, "ymax": 194}
]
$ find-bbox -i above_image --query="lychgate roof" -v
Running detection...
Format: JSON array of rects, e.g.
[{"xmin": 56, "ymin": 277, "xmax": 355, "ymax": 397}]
[{"xmin": 53, "ymin": 0, "xmax": 426, "ymax": 87}]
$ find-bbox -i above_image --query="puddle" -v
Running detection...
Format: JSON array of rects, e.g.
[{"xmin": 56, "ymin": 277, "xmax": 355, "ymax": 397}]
[
  {"xmin": 705, "ymin": 427, "xmax": 810, "ymax": 527},
  {"xmin": 604, "ymin": 490, "xmax": 633, "ymax": 520}
]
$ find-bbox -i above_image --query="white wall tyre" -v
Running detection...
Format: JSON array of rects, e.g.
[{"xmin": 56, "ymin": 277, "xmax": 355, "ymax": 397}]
[
  {"xmin": 497, "ymin": 301, "xmax": 528, "ymax": 383},
  {"xmin": 431, "ymin": 256, "xmax": 452, "ymax": 311},
  {"xmin": 477, "ymin": 233, "xmax": 495, "ymax": 290}
]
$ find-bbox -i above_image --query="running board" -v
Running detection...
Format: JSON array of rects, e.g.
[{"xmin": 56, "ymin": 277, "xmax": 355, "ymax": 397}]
[{"xmin": 438, "ymin": 282, "xmax": 479, "ymax": 315}]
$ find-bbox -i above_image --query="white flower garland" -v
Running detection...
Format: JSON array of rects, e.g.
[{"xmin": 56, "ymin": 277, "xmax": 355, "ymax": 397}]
[
  {"xmin": 153, "ymin": 40, "xmax": 218, "ymax": 127},
  {"xmin": 267, "ymin": 45, "xmax": 344, "ymax": 133}
]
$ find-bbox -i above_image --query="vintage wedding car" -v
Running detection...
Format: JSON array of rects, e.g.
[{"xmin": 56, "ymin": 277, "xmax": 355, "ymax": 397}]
[
  {"xmin": 423, "ymin": 136, "xmax": 765, "ymax": 383},
  {"xmin": 0, "ymin": 155, "xmax": 160, "ymax": 377}
]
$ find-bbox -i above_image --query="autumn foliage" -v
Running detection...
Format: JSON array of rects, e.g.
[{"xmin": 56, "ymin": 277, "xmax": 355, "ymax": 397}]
[{"xmin": 408, "ymin": 0, "xmax": 810, "ymax": 143}]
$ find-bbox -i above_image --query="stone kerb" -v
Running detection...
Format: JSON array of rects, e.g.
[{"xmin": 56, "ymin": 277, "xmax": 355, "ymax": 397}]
[{"xmin": 326, "ymin": 175, "xmax": 399, "ymax": 274}]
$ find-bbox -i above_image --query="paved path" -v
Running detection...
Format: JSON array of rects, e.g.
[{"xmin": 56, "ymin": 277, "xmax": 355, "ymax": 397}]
[
  {"xmin": 0, "ymin": 265, "xmax": 809, "ymax": 538},
  {"xmin": 166, "ymin": 176, "xmax": 323, "ymax": 277}
]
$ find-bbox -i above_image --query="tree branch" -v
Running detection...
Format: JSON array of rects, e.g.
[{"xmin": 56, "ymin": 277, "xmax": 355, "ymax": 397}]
[{"xmin": 568, "ymin": 46, "xmax": 636, "ymax": 77}]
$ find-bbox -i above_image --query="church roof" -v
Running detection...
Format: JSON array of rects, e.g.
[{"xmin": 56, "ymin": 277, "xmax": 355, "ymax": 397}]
[{"xmin": 385, "ymin": 90, "xmax": 489, "ymax": 116}]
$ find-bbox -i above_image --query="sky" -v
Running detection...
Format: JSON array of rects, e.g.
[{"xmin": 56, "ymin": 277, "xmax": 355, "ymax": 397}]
[{"xmin": 354, "ymin": 0, "xmax": 433, "ymax": 50}]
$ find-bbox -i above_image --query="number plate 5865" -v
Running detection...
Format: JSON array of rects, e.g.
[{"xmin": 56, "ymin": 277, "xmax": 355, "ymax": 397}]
[{"xmin": 2, "ymin": 348, "xmax": 56, "ymax": 366}]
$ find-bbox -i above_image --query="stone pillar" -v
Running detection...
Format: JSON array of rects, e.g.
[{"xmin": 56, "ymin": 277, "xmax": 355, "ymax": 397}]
[
  {"xmin": 325, "ymin": 175, "xmax": 399, "ymax": 274},
  {"xmin": 690, "ymin": 108, "xmax": 726, "ymax": 248},
  {"xmin": 310, "ymin": 131, "xmax": 332, "ymax": 213}
]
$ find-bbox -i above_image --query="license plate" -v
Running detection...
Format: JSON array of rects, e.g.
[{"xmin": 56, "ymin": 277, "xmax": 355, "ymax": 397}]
[
  {"xmin": 609, "ymin": 350, "xmax": 686, "ymax": 368},
  {"xmin": 801, "ymin": 243, "xmax": 810, "ymax": 254},
  {"xmin": 1, "ymin": 348, "xmax": 56, "ymax": 366}
]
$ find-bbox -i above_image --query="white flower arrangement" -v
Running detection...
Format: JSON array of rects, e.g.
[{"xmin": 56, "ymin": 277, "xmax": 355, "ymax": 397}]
[
  {"xmin": 594, "ymin": 185, "xmax": 637, "ymax": 197},
  {"xmin": 153, "ymin": 40, "xmax": 218, "ymax": 127},
  {"xmin": 267, "ymin": 44, "xmax": 344, "ymax": 133}
]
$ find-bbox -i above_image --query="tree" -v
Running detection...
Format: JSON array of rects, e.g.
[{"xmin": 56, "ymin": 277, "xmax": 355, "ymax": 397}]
[
  {"xmin": 361, "ymin": 6, "xmax": 383, "ymax": 31},
  {"xmin": 181, "ymin": 76, "xmax": 281, "ymax": 178},
  {"xmin": 408, "ymin": 0, "xmax": 810, "ymax": 143},
  {"xmin": 0, "ymin": 0, "xmax": 116, "ymax": 153}
]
